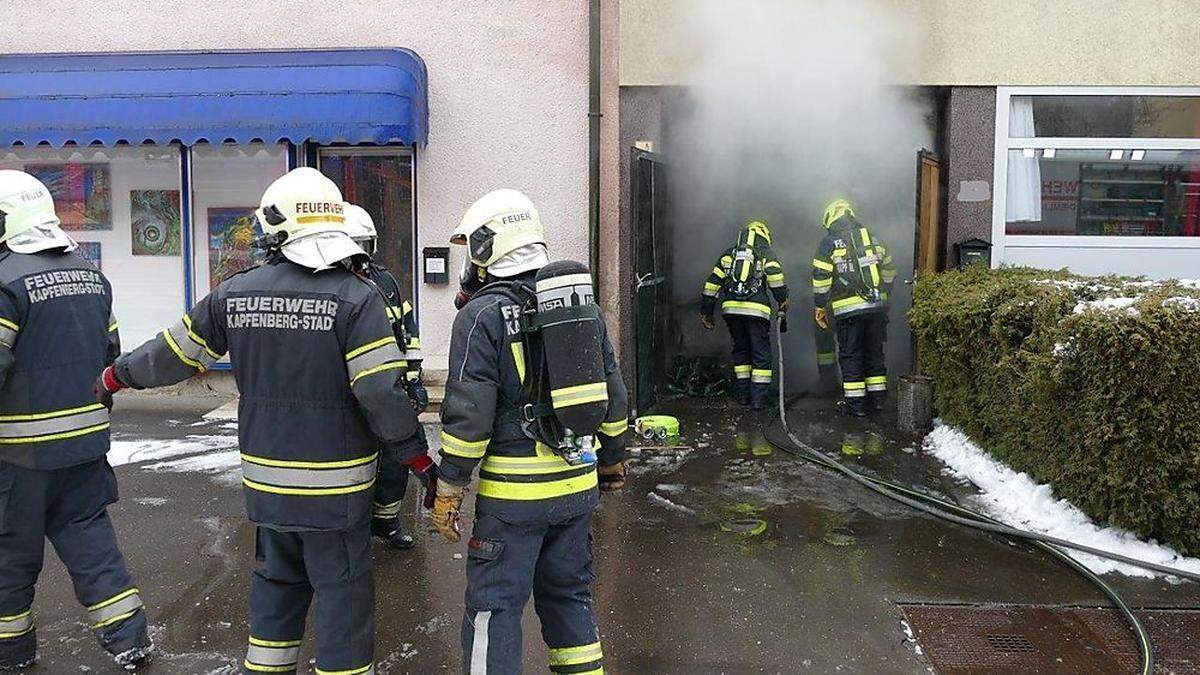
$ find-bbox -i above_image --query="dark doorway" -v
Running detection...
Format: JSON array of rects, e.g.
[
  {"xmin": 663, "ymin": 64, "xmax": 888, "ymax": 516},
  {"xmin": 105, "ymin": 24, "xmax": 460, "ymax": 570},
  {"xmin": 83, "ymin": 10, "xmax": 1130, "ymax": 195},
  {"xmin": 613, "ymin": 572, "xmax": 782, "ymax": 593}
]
[{"xmin": 632, "ymin": 148, "xmax": 670, "ymax": 416}]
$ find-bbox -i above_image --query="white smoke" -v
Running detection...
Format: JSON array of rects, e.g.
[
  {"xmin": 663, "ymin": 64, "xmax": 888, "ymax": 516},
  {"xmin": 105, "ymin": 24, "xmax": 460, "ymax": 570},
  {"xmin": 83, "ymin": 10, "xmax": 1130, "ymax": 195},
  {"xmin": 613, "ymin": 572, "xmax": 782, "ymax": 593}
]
[{"xmin": 665, "ymin": 0, "xmax": 934, "ymax": 389}]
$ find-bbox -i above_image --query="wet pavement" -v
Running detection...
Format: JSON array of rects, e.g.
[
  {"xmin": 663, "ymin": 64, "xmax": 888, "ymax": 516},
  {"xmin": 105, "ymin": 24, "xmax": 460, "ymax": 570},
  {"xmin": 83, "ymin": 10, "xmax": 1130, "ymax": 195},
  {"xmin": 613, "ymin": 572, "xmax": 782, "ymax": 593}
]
[{"xmin": 17, "ymin": 394, "xmax": 1200, "ymax": 674}]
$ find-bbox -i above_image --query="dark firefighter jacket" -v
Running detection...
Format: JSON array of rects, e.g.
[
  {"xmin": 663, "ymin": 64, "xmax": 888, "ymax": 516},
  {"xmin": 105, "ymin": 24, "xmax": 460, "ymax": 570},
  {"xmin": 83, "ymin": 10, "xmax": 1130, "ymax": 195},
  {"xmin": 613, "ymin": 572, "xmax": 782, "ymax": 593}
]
[
  {"xmin": 363, "ymin": 262, "xmax": 422, "ymax": 381},
  {"xmin": 0, "ymin": 249, "xmax": 118, "ymax": 469},
  {"xmin": 438, "ymin": 271, "xmax": 629, "ymax": 521},
  {"xmin": 701, "ymin": 227, "xmax": 788, "ymax": 321},
  {"xmin": 812, "ymin": 216, "xmax": 896, "ymax": 318},
  {"xmin": 114, "ymin": 255, "xmax": 424, "ymax": 531}
]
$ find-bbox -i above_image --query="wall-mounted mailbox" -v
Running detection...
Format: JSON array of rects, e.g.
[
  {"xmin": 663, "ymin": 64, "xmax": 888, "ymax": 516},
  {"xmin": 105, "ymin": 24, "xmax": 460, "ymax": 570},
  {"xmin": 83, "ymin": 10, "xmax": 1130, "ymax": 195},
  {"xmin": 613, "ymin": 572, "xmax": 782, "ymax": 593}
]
[
  {"xmin": 955, "ymin": 238, "xmax": 992, "ymax": 269},
  {"xmin": 423, "ymin": 247, "xmax": 450, "ymax": 285}
]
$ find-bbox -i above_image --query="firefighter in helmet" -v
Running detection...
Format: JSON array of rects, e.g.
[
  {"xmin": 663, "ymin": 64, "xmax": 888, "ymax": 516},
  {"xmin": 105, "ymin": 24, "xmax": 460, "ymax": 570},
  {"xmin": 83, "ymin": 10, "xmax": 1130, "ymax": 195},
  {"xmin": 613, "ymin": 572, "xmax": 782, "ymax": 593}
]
[
  {"xmin": 700, "ymin": 220, "xmax": 789, "ymax": 410},
  {"xmin": 97, "ymin": 168, "xmax": 433, "ymax": 675},
  {"xmin": 0, "ymin": 170, "xmax": 152, "ymax": 670},
  {"xmin": 432, "ymin": 188, "xmax": 628, "ymax": 674},
  {"xmin": 344, "ymin": 203, "xmax": 428, "ymax": 551},
  {"xmin": 811, "ymin": 199, "xmax": 896, "ymax": 417}
]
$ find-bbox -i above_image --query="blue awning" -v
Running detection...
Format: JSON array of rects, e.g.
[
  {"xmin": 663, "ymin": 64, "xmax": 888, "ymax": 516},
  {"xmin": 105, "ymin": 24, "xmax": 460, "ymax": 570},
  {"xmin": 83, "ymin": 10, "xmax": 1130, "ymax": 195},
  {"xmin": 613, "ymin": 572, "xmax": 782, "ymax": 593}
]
[{"xmin": 0, "ymin": 49, "xmax": 428, "ymax": 147}]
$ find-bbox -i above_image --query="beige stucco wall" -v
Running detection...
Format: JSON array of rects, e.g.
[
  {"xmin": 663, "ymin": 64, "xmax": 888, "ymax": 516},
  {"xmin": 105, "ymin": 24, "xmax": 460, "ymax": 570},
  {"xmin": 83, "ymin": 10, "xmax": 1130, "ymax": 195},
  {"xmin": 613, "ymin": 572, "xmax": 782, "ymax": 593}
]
[
  {"xmin": 2, "ymin": 0, "xmax": 614, "ymax": 372},
  {"xmin": 622, "ymin": 0, "xmax": 1200, "ymax": 87}
]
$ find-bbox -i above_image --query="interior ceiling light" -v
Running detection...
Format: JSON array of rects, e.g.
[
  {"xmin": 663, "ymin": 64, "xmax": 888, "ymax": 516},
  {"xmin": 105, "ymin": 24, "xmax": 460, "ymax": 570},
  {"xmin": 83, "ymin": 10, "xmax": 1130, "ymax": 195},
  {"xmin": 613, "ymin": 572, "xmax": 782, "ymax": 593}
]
[
  {"xmin": 1110, "ymin": 149, "xmax": 1124, "ymax": 160},
  {"xmin": 1131, "ymin": 150, "xmax": 1146, "ymax": 161}
]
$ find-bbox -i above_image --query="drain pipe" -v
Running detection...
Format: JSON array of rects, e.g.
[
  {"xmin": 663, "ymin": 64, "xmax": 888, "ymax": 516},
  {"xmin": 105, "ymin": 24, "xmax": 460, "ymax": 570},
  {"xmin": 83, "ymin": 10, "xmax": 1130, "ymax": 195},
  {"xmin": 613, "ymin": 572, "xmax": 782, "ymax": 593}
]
[{"xmin": 588, "ymin": 0, "xmax": 602, "ymax": 277}]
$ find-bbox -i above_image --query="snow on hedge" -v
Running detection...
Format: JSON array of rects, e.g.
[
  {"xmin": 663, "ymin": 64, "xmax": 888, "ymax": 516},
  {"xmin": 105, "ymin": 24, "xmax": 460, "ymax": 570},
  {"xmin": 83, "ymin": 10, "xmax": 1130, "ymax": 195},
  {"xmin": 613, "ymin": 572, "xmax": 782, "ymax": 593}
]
[{"xmin": 924, "ymin": 424, "xmax": 1200, "ymax": 580}]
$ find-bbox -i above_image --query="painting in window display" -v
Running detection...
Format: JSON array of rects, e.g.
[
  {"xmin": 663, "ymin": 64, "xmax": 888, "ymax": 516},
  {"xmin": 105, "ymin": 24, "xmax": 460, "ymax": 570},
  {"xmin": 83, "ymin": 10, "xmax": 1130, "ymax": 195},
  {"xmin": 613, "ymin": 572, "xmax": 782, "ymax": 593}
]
[
  {"xmin": 25, "ymin": 163, "xmax": 112, "ymax": 230},
  {"xmin": 130, "ymin": 190, "xmax": 182, "ymax": 256},
  {"xmin": 207, "ymin": 207, "xmax": 262, "ymax": 289}
]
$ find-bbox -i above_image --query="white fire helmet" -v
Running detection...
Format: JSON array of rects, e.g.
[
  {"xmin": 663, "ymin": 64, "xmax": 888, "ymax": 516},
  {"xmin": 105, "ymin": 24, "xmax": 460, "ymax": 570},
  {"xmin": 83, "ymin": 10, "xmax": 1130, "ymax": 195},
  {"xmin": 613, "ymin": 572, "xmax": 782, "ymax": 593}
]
[
  {"xmin": 256, "ymin": 167, "xmax": 364, "ymax": 271},
  {"xmin": 0, "ymin": 170, "xmax": 77, "ymax": 254},
  {"xmin": 451, "ymin": 189, "xmax": 548, "ymax": 278},
  {"xmin": 342, "ymin": 203, "xmax": 378, "ymax": 257}
]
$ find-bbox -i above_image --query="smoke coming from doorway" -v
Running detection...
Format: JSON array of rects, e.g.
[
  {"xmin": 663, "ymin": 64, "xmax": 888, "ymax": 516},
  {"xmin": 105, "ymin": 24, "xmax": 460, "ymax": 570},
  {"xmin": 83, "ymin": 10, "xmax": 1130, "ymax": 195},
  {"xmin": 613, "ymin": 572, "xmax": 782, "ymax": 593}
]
[{"xmin": 665, "ymin": 0, "xmax": 934, "ymax": 391}]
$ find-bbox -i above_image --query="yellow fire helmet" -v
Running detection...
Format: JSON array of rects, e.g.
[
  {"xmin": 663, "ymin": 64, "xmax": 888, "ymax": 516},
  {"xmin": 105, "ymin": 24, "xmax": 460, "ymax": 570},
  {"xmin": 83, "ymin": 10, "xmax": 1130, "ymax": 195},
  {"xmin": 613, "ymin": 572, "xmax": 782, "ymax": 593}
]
[
  {"xmin": 257, "ymin": 168, "xmax": 364, "ymax": 271},
  {"xmin": 741, "ymin": 220, "xmax": 772, "ymax": 245},
  {"xmin": 822, "ymin": 199, "xmax": 856, "ymax": 229},
  {"xmin": 452, "ymin": 188, "xmax": 548, "ymax": 278}
]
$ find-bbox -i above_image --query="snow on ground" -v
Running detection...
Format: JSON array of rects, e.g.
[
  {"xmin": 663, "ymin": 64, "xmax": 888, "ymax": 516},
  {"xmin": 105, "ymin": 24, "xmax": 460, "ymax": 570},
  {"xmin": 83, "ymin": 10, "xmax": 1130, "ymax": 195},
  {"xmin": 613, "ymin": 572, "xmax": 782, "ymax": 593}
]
[
  {"xmin": 109, "ymin": 434, "xmax": 238, "ymax": 467},
  {"xmin": 144, "ymin": 449, "xmax": 242, "ymax": 486},
  {"xmin": 1072, "ymin": 296, "xmax": 1142, "ymax": 317},
  {"xmin": 924, "ymin": 424, "xmax": 1200, "ymax": 579}
]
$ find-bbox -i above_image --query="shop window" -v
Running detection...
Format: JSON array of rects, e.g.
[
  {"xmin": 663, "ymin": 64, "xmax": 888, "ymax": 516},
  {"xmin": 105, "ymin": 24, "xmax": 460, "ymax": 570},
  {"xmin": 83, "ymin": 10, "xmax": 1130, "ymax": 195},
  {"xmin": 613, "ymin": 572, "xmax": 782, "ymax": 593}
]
[
  {"xmin": 1006, "ymin": 148, "xmax": 1200, "ymax": 236},
  {"xmin": 190, "ymin": 143, "xmax": 289, "ymax": 295},
  {"xmin": 0, "ymin": 145, "xmax": 183, "ymax": 347},
  {"xmin": 318, "ymin": 149, "xmax": 415, "ymax": 300},
  {"xmin": 1010, "ymin": 95, "xmax": 1200, "ymax": 138}
]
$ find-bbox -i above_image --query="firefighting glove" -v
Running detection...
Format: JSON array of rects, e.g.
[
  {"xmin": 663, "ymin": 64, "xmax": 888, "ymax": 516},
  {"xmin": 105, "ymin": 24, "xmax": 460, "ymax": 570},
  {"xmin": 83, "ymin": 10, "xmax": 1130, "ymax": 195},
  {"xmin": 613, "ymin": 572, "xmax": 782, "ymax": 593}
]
[
  {"xmin": 700, "ymin": 314, "xmax": 715, "ymax": 330},
  {"xmin": 814, "ymin": 307, "xmax": 830, "ymax": 330},
  {"xmin": 431, "ymin": 481, "xmax": 466, "ymax": 543},
  {"xmin": 406, "ymin": 379, "xmax": 429, "ymax": 414},
  {"xmin": 779, "ymin": 299, "xmax": 791, "ymax": 313},
  {"xmin": 93, "ymin": 365, "xmax": 127, "ymax": 410},
  {"xmin": 598, "ymin": 461, "xmax": 627, "ymax": 492}
]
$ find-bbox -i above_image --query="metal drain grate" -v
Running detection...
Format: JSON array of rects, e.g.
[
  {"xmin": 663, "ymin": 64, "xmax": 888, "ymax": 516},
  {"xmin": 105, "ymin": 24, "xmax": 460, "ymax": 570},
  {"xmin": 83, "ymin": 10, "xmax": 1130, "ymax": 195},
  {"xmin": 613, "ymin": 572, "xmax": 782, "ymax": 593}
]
[
  {"xmin": 900, "ymin": 603, "xmax": 1200, "ymax": 674},
  {"xmin": 985, "ymin": 633, "xmax": 1038, "ymax": 654}
]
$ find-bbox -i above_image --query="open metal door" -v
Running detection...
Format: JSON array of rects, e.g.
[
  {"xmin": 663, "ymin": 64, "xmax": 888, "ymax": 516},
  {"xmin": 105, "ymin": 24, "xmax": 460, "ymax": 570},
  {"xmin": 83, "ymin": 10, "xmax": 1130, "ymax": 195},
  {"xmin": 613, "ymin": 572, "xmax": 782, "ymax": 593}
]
[{"xmin": 632, "ymin": 148, "xmax": 669, "ymax": 415}]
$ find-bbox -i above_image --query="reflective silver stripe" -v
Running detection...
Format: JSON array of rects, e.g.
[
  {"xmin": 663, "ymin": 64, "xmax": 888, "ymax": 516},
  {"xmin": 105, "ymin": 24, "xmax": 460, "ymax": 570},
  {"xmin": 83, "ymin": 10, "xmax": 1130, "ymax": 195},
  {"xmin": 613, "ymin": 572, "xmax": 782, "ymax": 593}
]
[
  {"xmin": 167, "ymin": 320, "xmax": 218, "ymax": 368},
  {"xmin": 347, "ymin": 342, "xmax": 404, "ymax": 381},
  {"xmin": 246, "ymin": 643, "xmax": 300, "ymax": 667},
  {"xmin": 844, "ymin": 389, "xmax": 867, "ymax": 398},
  {"xmin": 722, "ymin": 305, "xmax": 771, "ymax": 319},
  {"xmin": 0, "ymin": 325, "xmax": 16, "ymax": 347},
  {"xmin": 88, "ymin": 592, "xmax": 143, "ymax": 627},
  {"xmin": 471, "ymin": 610, "xmax": 491, "ymax": 675},
  {"xmin": 751, "ymin": 371, "xmax": 772, "ymax": 384},
  {"xmin": 831, "ymin": 300, "xmax": 886, "ymax": 317},
  {"xmin": 867, "ymin": 384, "xmax": 887, "ymax": 392},
  {"xmin": 373, "ymin": 500, "xmax": 403, "ymax": 519},
  {"xmin": 0, "ymin": 611, "xmax": 32, "ymax": 637},
  {"xmin": 0, "ymin": 406, "xmax": 109, "ymax": 441},
  {"xmin": 403, "ymin": 349, "xmax": 423, "ymax": 362},
  {"xmin": 241, "ymin": 456, "xmax": 378, "ymax": 489},
  {"xmin": 767, "ymin": 278, "xmax": 786, "ymax": 288}
]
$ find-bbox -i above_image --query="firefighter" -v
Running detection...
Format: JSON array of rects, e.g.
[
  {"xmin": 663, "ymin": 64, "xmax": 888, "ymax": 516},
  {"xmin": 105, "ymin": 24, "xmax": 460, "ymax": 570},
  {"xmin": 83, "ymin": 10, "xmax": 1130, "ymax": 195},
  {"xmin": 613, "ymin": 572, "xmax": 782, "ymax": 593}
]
[
  {"xmin": 700, "ymin": 220, "xmax": 789, "ymax": 410},
  {"xmin": 431, "ymin": 189, "xmax": 628, "ymax": 674},
  {"xmin": 96, "ymin": 168, "xmax": 432, "ymax": 675},
  {"xmin": 811, "ymin": 199, "xmax": 896, "ymax": 417},
  {"xmin": 344, "ymin": 203, "xmax": 428, "ymax": 550},
  {"xmin": 0, "ymin": 171, "xmax": 152, "ymax": 670}
]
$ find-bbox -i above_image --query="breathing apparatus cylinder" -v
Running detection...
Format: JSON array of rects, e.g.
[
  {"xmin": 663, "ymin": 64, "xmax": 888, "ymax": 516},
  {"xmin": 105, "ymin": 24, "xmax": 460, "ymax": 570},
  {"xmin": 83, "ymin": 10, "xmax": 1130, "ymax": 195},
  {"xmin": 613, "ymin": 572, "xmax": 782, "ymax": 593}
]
[{"xmin": 531, "ymin": 260, "xmax": 608, "ymax": 465}]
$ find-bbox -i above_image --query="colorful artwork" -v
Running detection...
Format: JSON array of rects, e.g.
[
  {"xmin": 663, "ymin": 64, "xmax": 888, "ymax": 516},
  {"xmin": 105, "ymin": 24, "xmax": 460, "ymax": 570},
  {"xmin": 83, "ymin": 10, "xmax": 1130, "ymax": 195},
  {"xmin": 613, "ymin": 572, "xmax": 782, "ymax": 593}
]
[
  {"xmin": 76, "ymin": 242, "xmax": 102, "ymax": 270},
  {"xmin": 207, "ymin": 207, "xmax": 261, "ymax": 289},
  {"xmin": 25, "ymin": 164, "xmax": 112, "ymax": 230},
  {"xmin": 130, "ymin": 190, "xmax": 182, "ymax": 256}
]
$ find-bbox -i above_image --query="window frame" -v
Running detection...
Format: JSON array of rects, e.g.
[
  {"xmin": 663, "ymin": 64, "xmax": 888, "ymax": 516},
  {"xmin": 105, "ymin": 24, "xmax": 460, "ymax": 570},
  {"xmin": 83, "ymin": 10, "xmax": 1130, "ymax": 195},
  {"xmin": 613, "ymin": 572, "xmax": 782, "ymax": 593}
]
[{"xmin": 992, "ymin": 86, "xmax": 1200, "ymax": 266}]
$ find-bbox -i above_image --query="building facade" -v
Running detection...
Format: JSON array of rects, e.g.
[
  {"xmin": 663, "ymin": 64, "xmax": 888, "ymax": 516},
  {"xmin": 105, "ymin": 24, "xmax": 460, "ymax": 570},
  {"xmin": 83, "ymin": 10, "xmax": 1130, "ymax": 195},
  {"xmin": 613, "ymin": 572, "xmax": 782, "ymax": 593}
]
[{"xmin": 1, "ymin": 0, "xmax": 622, "ymax": 376}]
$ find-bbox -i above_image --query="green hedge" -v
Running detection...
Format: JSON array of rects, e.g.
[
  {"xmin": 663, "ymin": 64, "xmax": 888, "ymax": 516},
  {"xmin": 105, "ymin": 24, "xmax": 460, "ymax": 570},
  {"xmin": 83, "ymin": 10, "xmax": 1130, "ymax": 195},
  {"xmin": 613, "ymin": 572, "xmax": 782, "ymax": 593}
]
[{"xmin": 910, "ymin": 265, "xmax": 1200, "ymax": 555}]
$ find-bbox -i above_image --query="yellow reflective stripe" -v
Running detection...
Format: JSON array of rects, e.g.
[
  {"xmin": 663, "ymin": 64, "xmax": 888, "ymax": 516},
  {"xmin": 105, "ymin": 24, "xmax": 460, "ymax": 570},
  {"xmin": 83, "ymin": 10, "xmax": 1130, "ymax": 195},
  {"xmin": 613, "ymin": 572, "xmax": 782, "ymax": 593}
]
[
  {"xmin": 599, "ymin": 418, "xmax": 628, "ymax": 437},
  {"xmin": 0, "ymin": 611, "xmax": 30, "ymax": 622},
  {"xmin": 0, "ymin": 317, "xmax": 17, "ymax": 331},
  {"xmin": 703, "ymin": 282, "xmax": 721, "ymax": 292},
  {"xmin": 108, "ymin": 321, "xmax": 118, "ymax": 333},
  {"xmin": 478, "ymin": 469, "xmax": 598, "ymax": 500},
  {"xmin": 0, "ymin": 422, "xmax": 109, "ymax": 445},
  {"xmin": 551, "ymin": 382, "xmax": 608, "ymax": 408},
  {"xmin": 549, "ymin": 641, "xmax": 604, "ymax": 666},
  {"xmin": 0, "ymin": 402, "xmax": 104, "ymax": 422},
  {"xmin": 349, "ymin": 361, "xmax": 405, "ymax": 386},
  {"xmin": 401, "ymin": 300, "xmax": 413, "ymax": 314},
  {"xmin": 295, "ymin": 214, "xmax": 345, "ymax": 225},
  {"xmin": 812, "ymin": 278, "xmax": 832, "ymax": 289},
  {"xmin": 241, "ymin": 452, "xmax": 378, "ymax": 470},
  {"xmin": 721, "ymin": 301, "xmax": 772, "ymax": 319},
  {"xmin": 511, "ymin": 341, "xmax": 526, "ymax": 385},
  {"xmin": 812, "ymin": 258, "xmax": 834, "ymax": 272},
  {"xmin": 860, "ymin": 228, "xmax": 872, "ymax": 246},
  {"xmin": 162, "ymin": 328, "xmax": 204, "ymax": 370},
  {"xmin": 243, "ymin": 476, "xmax": 375, "ymax": 496},
  {"xmin": 386, "ymin": 306, "xmax": 403, "ymax": 320},
  {"xmin": 711, "ymin": 266, "xmax": 727, "ymax": 279},
  {"xmin": 249, "ymin": 637, "xmax": 303, "ymax": 648},
  {"xmin": 765, "ymin": 273, "xmax": 785, "ymax": 282},
  {"xmin": 346, "ymin": 337, "xmax": 394, "ymax": 361},
  {"xmin": 315, "ymin": 664, "xmax": 374, "ymax": 675},
  {"xmin": 844, "ymin": 381, "xmax": 866, "ymax": 390},
  {"xmin": 244, "ymin": 662, "xmax": 297, "ymax": 673},
  {"xmin": 181, "ymin": 315, "xmax": 221, "ymax": 359},
  {"xmin": 832, "ymin": 248, "xmax": 847, "ymax": 257},
  {"xmin": 831, "ymin": 296, "xmax": 870, "ymax": 309},
  {"xmin": 481, "ymin": 454, "xmax": 577, "ymax": 475},
  {"xmin": 442, "ymin": 431, "xmax": 489, "ymax": 458}
]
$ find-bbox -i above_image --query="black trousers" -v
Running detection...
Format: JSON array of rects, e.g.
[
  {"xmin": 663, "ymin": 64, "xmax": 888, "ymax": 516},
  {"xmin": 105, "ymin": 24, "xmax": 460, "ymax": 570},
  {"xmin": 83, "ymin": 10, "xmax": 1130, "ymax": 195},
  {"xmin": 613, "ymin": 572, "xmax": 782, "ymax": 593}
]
[
  {"xmin": 725, "ymin": 316, "xmax": 773, "ymax": 405},
  {"xmin": 243, "ymin": 525, "xmax": 374, "ymax": 675},
  {"xmin": 834, "ymin": 312, "xmax": 887, "ymax": 409},
  {"xmin": 0, "ymin": 459, "xmax": 148, "ymax": 666}
]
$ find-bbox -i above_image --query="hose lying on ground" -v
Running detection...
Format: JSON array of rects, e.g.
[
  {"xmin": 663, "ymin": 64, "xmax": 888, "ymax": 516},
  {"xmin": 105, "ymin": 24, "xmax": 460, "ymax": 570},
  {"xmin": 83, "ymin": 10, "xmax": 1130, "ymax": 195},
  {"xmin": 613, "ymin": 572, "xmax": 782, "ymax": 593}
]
[{"xmin": 763, "ymin": 315, "xmax": 1165, "ymax": 675}]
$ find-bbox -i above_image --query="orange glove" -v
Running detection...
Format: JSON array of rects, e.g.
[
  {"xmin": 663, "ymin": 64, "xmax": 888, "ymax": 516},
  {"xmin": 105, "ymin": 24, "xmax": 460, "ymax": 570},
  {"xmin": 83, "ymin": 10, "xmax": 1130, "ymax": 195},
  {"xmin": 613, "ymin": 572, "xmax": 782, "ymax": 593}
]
[
  {"xmin": 814, "ymin": 307, "xmax": 830, "ymax": 330},
  {"xmin": 598, "ymin": 461, "xmax": 627, "ymax": 492},
  {"xmin": 431, "ymin": 482, "xmax": 465, "ymax": 543}
]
